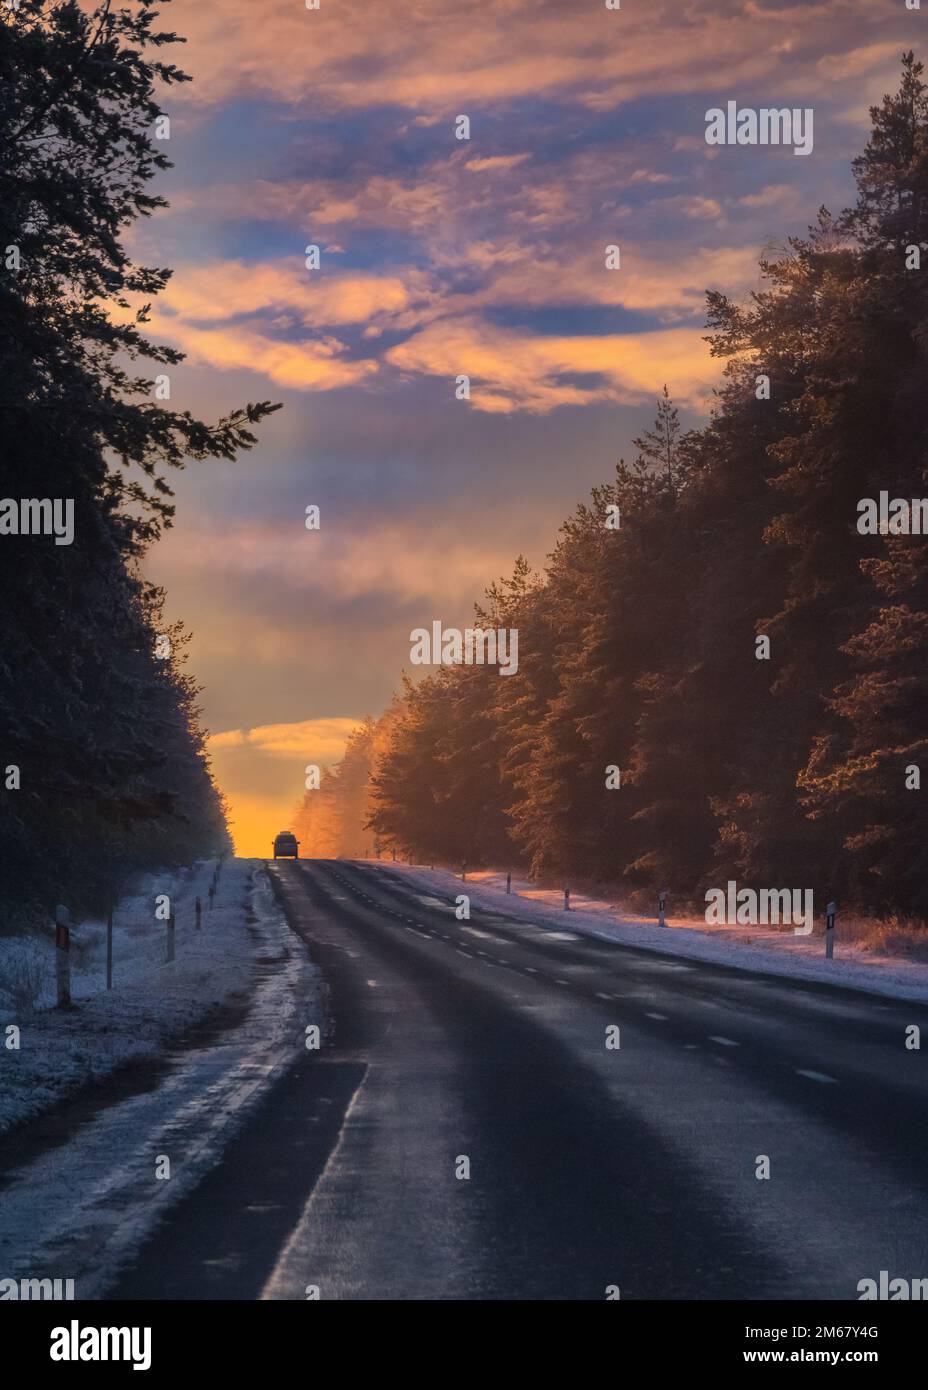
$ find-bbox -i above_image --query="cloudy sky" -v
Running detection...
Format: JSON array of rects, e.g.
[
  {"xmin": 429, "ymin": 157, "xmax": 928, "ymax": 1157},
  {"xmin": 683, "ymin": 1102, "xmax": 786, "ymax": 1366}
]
[{"xmin": 137, "ymin": 0, "xmax": 920, "ymax": 854}]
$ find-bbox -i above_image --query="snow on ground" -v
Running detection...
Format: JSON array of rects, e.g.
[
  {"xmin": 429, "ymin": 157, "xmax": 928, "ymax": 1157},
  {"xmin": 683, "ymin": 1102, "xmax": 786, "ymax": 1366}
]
[
  {"xmin": 376, "ymin": 862, "xmax": 928, "ymax": 1003},
  {"xmin": 0, "ymin": 859, "xmax": 323, "ymax": 1297},
  {"xmin": 0, "ymin": 857, "xmax": 259, "ymax": 1135}
]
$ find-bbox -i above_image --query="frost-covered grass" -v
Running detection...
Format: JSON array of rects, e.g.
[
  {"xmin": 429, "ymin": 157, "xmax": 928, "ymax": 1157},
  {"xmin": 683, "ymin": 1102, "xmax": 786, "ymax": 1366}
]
[
  {"xmin": 0, "ymin": 940, "xmax": 46, "ymax": 1012},
  {"xmin": 0, "ymin": 858, "xmax": 263, "ymax": 1136},
  {"xmin": 830, "ymin": 913, "xmax": 928, "ymax": 961},
  {"xmin": 0, "ymin": 863, "xmax": 322, "ymax": 1297}
]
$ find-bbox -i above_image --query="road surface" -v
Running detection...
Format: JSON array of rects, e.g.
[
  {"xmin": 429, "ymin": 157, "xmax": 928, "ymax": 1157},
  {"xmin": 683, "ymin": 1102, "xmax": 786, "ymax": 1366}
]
[{"xmin": 112, "ymin": 857, "xmax": 928, "ymax": 1300}]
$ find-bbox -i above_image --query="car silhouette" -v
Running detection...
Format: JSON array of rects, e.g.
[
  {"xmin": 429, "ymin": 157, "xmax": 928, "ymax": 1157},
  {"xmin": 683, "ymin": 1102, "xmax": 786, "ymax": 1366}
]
[{"xmin": 273, "ymin": 831, "xmax": 299, "ymax": 859}]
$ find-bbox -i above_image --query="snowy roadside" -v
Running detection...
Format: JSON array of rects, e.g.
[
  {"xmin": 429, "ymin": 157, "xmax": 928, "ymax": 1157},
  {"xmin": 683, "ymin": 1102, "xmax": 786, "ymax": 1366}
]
[
  {"xmin": 0, "ymin": 857, "xmax": 260, "ymax": 1135},
  {"xmin": 373, "ymin": 862, "xmax": 928, "ymax": 1004},
  {"xmin": 0, "ymin": 858, "xmax": 323, "ymax": 1298}
]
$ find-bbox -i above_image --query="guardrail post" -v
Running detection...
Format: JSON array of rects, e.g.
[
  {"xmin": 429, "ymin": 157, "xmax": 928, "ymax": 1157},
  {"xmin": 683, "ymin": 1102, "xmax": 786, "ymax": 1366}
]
[{"xmin": 825, "ymin": 900, "xmax": 836, "ymax": 959}]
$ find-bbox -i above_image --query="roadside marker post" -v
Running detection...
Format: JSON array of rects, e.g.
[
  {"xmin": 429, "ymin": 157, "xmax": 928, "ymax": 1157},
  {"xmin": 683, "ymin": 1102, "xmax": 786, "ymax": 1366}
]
[
  {"xmin": 564, "ymin": 884, "xmax": 570, "ymax": 911},
  {"xmin": 54, "ymin": 904, "xmax": 71, "ymax": 1008},
  {"xmin": 825, "ymin": 901, "xmax": 836, "ymax": 959},
  {"xmin": 659, "ymin": 891, "xmax": 667, "ymax": 928},
  {"xmin": 506, "ymin": 870, "xmax": 511, "ymax": 894}
]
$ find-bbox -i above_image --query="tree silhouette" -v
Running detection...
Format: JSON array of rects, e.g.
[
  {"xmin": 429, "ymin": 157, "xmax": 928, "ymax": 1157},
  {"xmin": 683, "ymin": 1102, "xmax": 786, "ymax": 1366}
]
[{"xmin": 0, "ymin": 1, "xmax": 280, "ymax": 919}]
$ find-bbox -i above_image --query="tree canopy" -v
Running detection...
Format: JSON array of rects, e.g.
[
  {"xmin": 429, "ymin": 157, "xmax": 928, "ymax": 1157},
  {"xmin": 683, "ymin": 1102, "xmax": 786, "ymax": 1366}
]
[
  {"xmin": 1, "ymin": 1, "xmax": 279, "ymax": 919},
  {"xmin": 314, "ymin": 55, "xmax": 928, "ymax": 917}
]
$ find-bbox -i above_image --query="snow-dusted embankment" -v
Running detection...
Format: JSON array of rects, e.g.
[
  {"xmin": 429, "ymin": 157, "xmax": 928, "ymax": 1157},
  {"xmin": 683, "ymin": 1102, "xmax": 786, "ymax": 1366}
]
[
  {"xmin": 374, "ymin": 862, "xmax": 928, "ymax": 1004},
  {"xmin": 1, "ymin": 857, "xmax": 261, "ymax": 1134},
  {"xmin": 0, "ymin": 859, "xmax": 323, "ymax": 1297}
]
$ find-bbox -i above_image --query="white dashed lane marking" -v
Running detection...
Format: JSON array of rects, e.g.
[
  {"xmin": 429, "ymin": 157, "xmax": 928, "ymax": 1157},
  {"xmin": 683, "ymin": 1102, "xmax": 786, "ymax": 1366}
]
[{"xmin": 325, "ymin": 875, "xmax": 801, "ymax": 1084}]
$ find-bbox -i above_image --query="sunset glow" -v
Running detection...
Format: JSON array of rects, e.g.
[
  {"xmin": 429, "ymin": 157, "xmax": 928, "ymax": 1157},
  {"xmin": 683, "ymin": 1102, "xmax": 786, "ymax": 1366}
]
[{"xmin": 139, "ymin": 0, "xmax": 916, "ymax": 853}]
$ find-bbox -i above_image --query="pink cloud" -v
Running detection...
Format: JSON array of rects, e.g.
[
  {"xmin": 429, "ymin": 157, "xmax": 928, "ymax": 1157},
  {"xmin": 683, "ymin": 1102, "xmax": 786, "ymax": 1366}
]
[
  {"xmin": 209, "ymin": 718, "xmax": 358, "ymax": 759},
  {"xmin": 386, "ymin": 316, "xmax": 718, "ymax": 414},
  {"xmin": 159, "ymin": 260, "xmax": 430, "ymax": 328},
  {"xmin": 151, "ymin": 316, "xmax": 378, "ymax": 391},
  {"xmin": 168, "ymin": 0, "xmax": 897, "ymax": 114},
  {"xmin": 465, "ymin": 154, "xmax": 532, "ymax": 173}
]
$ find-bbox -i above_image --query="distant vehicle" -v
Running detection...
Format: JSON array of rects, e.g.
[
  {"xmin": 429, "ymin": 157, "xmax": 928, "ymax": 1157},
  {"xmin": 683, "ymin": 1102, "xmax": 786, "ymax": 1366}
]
[{"xmin": 273, "ymin": 831, "xmax": 299, "ymax": 859}]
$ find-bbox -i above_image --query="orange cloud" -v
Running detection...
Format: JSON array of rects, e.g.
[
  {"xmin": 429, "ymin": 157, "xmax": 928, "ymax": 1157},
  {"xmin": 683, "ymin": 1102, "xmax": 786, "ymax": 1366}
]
[
  {"xmin": 209, "ymin": 718, "xmax": 358, "ymax": 759},
  {"xmin": 434, "ymin": 244, "xmax": 762, "ymax": 322},
  {"xmin": 386, "ymin": 316, "xmax": 718, "ymax": 414},
  {"xmin": 817, "ymin": 41, "xmax": 902, "ymax": 83},
  {"xmin": 465, "ymin": 154, "xmax": 532, "ymax": 173},
  {"xmin": 156, "ymin": 516, "xmax": 541, "ymax": 611},
  {"xmin": 650, "ymin": 195, "xmax": 725, "ymax": 223},
  {"xmin": 152, "ymin": 318, "xmax": 377, "ymax": 391},
  {"xmin": 160, "ymin": 260, "xmax": 429, "ymax": 327},
  {"xmin": 137, "ymin": 237, "xmax": 752, "ymax": 397},
  {"xmin": 169, "ymin": 0, "xmax": 887, "ymax": 114}
]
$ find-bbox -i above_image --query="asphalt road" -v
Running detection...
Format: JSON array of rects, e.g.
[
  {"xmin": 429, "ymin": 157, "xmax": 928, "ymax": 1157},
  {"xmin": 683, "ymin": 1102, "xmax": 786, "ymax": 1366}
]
[{"xmin": 113, "ymin": 858, "xmax": 928, "ymax": 1301}]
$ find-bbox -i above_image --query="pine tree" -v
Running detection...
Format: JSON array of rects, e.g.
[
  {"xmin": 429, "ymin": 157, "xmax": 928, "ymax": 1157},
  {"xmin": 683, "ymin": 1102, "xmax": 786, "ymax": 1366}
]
[
  {"xmin": 0, "ymin": 1, "xmax": 277, "ymax": 918},
  {"xmin": 796, "ymin": 54, "xmax": 928, "ymax": 911},
  {"xmin": 314, "ymin": 55, "xmax": 928, "ymax": 921}
]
